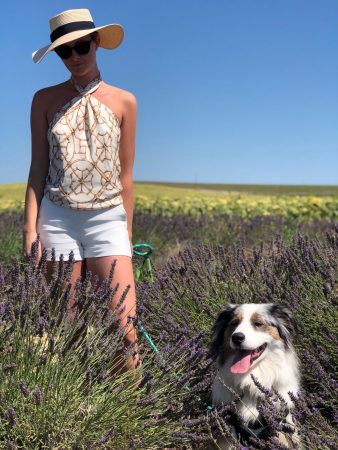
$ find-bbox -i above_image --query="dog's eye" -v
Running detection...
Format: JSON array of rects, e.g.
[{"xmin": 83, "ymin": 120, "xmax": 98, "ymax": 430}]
[
  {"xmin": 230, "ymin": 320, "xmax": 239, "ymax": 327},
  {"xmin": 254, "ymin": 322, "xmax": 264, "ymax": 327}
]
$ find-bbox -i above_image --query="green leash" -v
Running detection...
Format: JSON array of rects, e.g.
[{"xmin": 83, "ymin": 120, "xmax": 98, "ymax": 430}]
[
  {"xmin": 132, "ymin": 243, "xmax": 213, "ymax": 411},
  {"xmin": 133, "ymin": 243, "xmax": 154, "ymax": 282}
]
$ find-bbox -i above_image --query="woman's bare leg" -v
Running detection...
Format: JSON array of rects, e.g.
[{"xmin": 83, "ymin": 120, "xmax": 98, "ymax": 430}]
[
  {"xmin": 86, "ymin": 255, "xmax": 141, "ymax": 374},
  {"xmin": 46, "ymin": 260, "xmax": 84, "ymax": 319}
]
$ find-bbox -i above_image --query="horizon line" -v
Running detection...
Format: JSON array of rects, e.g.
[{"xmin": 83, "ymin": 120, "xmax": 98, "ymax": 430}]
[{"xmin": 1, "ymin": 180, "xmax": 337, "ymax": 188}]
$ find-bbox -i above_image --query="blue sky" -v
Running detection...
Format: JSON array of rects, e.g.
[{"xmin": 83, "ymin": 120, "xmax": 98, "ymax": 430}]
[{"xmin": 1, "ymin": 0, "xmax": 338, "ymax": 185}]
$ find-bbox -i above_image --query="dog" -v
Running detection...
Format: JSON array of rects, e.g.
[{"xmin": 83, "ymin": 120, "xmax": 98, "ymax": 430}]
[{"xmin": 210, "ymin": 303, "xmax": 301, "ymax": 449}]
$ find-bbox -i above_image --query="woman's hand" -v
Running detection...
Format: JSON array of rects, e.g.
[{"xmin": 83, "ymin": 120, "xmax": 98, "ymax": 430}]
[{"xmin": 22, "ymin": 229, "xmax": 42, "ymax": 263}]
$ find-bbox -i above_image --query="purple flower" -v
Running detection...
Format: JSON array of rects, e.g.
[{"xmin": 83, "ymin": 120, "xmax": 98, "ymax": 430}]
[
  {"xmin": 5, "ymin": 408, "xmax": 17, "ymax": 427},
  {"xmin": 19, "ymin": 381, "xmax": 30, "ymax": 398},
  {"xmin": 33, "ymin": 387, "xmax": 43, "ymax": 405}
]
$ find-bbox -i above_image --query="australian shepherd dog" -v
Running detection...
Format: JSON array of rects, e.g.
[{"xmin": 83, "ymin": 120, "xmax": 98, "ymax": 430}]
[{"xmin": 210, "ymin": 303, "xmax": 301, "ymax": 449}]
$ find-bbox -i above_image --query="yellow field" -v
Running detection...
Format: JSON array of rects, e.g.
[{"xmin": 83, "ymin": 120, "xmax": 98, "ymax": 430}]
[
  {"xmin": 0, "ymin": 183, "xmax": 27, "ymax": 210},
  {"xmin": 1, "ymin": 182, "xmax": 337, "ymax": 220},
  {"xmin": 0, "ymin": 182, "xmax": 240, "ymax": 210}
]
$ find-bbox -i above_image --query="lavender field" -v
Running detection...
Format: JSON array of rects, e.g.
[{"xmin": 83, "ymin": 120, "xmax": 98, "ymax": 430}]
[{"xmin": 0, "ymin": 207, "xmax": 337, "ymax": 449}]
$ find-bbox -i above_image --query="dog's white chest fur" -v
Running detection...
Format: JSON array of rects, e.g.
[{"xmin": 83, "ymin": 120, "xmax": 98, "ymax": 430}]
[{"xmin": 212, "ymin": 347, "xmax": 300, "ymax": 424}]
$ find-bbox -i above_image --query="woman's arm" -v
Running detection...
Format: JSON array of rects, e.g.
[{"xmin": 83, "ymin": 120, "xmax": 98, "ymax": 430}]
[
  {"xmin": 23, "ymin": 90, "xmax": 50, "ymax": 259},
  {"xmin": 119, "ymin": 92, "xmax": 137, "ymax": 248}
]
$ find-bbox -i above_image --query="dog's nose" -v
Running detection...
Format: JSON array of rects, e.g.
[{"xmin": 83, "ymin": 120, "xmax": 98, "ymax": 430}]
[{"xmin": 232, "ymin": 332, "xmax": 245, "ymax": 345}]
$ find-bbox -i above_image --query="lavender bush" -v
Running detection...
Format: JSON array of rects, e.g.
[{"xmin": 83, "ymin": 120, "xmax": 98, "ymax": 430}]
[
  {"xmin": 0, "ymin": 208, "xmax": 337, "ymax": 448},
  {"xmin": 136, "ymin": 226, "xmax": 338, "ymax": 449},
  {"xmin": 0, "ymin": 209, "xmax": 335, "ymax": 268},
  {"xmin": 0, "ymin": 211, "xmax": 22, "ymax": 265},
  {"xmin": 0, "ymin": 245, "xmax": 211, "ymax": 448}
]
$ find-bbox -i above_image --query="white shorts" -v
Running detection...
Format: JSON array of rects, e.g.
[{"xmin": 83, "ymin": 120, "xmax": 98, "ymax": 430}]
[{"xmin": 37, "ymin": 195, "xmax": 132, "ymax": 261}]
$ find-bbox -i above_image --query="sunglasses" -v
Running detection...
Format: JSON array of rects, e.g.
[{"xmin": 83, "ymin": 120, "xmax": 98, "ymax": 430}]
[{"xmin": 54, "ymin": 39, "xmax": 93, "ymax": 59}]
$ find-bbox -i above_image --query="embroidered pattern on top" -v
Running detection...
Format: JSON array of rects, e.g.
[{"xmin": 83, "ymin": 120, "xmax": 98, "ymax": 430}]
[{"xmin": 44, "ymin": 77, "xmax": 123, "ymax": 210}]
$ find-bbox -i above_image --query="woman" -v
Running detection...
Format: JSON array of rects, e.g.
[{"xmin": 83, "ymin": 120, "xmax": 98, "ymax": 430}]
[{"xmin": 23, "ymin": 8, "xmax": 140, "ymax": 372}]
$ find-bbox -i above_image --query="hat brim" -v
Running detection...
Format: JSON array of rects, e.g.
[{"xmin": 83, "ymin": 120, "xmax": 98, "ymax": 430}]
[{"xmin": 32, "ymin": 23, "xmax": 124, "ymax": 64}]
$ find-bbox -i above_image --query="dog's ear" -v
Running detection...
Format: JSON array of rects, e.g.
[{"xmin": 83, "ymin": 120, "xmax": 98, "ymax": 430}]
[
  {"xmin": 269, "ymin": 304, "xmax": 297, "ymax": 347},
  {"xmin": 209, "ymin": 304, "xmax": 236, "ymax": 361}
]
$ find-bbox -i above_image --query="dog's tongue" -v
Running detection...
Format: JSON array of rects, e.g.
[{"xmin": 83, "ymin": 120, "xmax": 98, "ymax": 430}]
[{"xmin": 231, "ymin": 350, "xmax": 252, "ymax": 374}]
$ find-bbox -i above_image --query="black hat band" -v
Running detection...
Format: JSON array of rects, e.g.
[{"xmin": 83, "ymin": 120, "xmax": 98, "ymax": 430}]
[{"xmin": 50, "ymin": 21, "xmax": 96, "ymax": 43}]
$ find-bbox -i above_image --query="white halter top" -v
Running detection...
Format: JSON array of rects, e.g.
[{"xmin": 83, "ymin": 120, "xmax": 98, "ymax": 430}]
[{"xmin": 44, "ymin": 75, "xmax": 123, "ymax": 210}]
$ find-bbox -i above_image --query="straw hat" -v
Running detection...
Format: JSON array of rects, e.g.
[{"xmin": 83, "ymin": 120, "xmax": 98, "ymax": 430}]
[{"xmin": 32, "ymin": 8, "xmax": 124, "ymax": 64}]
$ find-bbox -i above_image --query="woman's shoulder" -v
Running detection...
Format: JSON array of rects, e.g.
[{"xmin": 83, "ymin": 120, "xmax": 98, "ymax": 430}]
[
  {"xmin": 32, "ymin": 81, "xmax": 70, "ymax": 104},
  {"xmin": 101, "ymin": 82, "xmax": 137, "ymax": 105}
]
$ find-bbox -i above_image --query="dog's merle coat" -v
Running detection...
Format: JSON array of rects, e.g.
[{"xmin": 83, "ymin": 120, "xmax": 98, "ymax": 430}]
[{"xmin": 210, "ymin": 303, "xmax": 301, "ymax": 448}]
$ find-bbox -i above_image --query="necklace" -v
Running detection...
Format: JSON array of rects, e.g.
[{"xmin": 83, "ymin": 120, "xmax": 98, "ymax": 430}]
[{"xmin": 70, "ymin": 72, "xmax": 102, "ymax": 94}]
